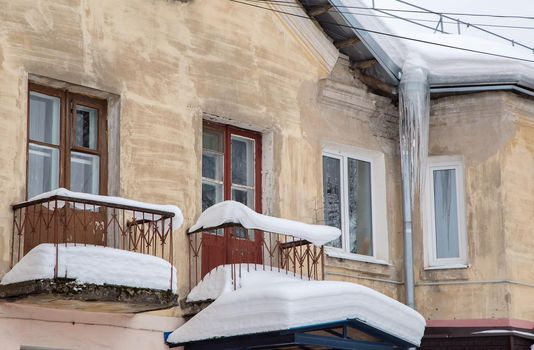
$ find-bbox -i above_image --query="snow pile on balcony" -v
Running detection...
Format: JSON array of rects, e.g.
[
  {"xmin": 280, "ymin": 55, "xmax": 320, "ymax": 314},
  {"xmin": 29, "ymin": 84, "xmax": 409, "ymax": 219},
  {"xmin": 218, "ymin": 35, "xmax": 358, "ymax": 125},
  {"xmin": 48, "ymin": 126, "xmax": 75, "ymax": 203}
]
[
  {"xmin": 1, "ymin": 244, "xmax": 177, "ymax": 293},
  {"xmin": 171, "ymin": 267, "xmax": 425, "ymax": 346},
  {"xmin": 28, "ymin": 188, "xmax": 184, "ymax": 229},
  {"xmin": 187, "ymin": 264, "xmax": 303, "ymax": 302},
  {"xmin": 189, "ymin": 201, "xmax": 341, "ymax": 246}
]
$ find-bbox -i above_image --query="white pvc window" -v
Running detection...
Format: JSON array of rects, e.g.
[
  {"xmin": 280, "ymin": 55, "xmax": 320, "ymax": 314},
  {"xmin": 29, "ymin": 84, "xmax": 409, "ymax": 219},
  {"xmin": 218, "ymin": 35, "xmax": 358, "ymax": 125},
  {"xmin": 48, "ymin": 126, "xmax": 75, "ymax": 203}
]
[
  {"xmin": 322, "ymin": 145, "xmax": 389, "ymax": 263},
  {"xmin": 425, "ymin": 156, "xmax": 468, "ymax": 268}
]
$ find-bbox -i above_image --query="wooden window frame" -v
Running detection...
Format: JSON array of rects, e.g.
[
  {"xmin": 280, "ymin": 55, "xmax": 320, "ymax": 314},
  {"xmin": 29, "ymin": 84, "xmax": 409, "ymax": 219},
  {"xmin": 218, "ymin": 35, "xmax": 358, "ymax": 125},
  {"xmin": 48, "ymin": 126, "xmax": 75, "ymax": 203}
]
[
  {"xmin": 27, "ymin": 83, "xmax": 108, "ymax": 199},
  {"xmin": 202, "ymin": 120, "xmax": 262, "ymax": 213}
]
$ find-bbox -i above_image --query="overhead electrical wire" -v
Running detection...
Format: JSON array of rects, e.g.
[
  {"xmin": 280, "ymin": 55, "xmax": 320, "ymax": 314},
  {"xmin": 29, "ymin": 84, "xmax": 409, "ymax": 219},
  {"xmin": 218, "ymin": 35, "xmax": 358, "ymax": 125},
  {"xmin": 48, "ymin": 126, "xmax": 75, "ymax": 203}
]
[
  {"xmin": 228, "ymin": 0, "xmax": 534, "ymax": 64},
  {"xmin": 245, "ymin": 0, "xmax": 534, "ymax": 20},
  {"xmin": 244, "ymin": 0, "xmax": 534, "ymax": 30}
]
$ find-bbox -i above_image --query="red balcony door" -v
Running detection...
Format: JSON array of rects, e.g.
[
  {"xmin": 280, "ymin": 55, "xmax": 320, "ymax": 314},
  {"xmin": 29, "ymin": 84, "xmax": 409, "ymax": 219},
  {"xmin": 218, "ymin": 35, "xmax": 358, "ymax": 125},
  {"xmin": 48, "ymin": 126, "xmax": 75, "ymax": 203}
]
[{"xmin": 201, "ymin": 121, "xmax": 262, "ymax": 277}]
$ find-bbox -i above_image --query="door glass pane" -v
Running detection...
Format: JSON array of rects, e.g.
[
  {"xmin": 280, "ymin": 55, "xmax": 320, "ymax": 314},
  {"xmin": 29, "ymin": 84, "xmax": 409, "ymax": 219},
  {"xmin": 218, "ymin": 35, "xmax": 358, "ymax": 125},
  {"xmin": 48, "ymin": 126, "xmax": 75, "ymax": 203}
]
[
  {"xmin": 202, "ymin": 182, "xmax": 223, "ymax": 211},
  {"xmin": 347, "ymin": 158, "xmax": 373, "ymax": 256},
  {"xmin": 75, "ymin": 105, "xmax": 98, "ymax": 150},
  {"xmin": 202, "ymin": 128, "xmax": 225, "ymax": 235},
  {"xmin": 232, "ymin": 187, "xmax": 255, "ymax": 239},
  {"xmin": 322, "ymin": 156, "xmax": 342, "ymax": 248},
  {"xmin": 203, "ymin": 128, "xmax": 224, "ymax": 153},
  {"xmin": 232, "ymin": 188, "xmax": 254, "ymax": 208},
  {"xmin": 70, "ymin": 152, "xmax": 100, "ymax": 194},
  {"xmin": 28, "ymin": 143, "xmax": 59, "ymax": 198},
  {"xmin": 231, "ymin": 136, "xmax": 254, "ymax": 187},
  {"xmin": 433, "ymin": 169, "xmax": 460, "ymax": 259},
  {"xmin": 202, "ymin": 152, "xmax": 223, "ymax": 181},
  {"xmin": 29, "ymin": 91, "xmax": 60, "ymax": 145}
]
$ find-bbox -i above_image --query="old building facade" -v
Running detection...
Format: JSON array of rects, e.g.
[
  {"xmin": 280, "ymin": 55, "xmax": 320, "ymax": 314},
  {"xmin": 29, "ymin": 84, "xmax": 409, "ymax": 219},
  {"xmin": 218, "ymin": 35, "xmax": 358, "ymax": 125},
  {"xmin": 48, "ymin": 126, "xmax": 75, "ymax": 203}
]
[{"xmin": 0, "ymin": 0, "xmax": 532, "ymax": 349}]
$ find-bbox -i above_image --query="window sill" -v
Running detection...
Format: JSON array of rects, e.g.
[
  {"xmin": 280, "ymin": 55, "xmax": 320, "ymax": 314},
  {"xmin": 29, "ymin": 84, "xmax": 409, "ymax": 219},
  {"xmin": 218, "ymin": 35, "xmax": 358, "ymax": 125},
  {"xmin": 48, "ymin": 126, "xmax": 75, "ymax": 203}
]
[
  {"xmin": 325, "ymin": 248, "xmax": 390, "ymax": 266},
  {"xmin": 424, "ymin": 263, "xmax": 469, "ymax": 271}
]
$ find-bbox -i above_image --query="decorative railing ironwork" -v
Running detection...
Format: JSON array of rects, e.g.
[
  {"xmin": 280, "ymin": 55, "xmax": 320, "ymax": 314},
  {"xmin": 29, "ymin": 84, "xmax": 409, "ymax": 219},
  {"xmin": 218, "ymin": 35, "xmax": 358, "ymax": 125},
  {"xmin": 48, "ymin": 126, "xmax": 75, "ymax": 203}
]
[
  {"xmin": 188, "ymin": 226, "xmax": 325, "ymax": 292},
  {"xmin": 11, "ymin": 195, "xmax": 175, "ymax": 289}
]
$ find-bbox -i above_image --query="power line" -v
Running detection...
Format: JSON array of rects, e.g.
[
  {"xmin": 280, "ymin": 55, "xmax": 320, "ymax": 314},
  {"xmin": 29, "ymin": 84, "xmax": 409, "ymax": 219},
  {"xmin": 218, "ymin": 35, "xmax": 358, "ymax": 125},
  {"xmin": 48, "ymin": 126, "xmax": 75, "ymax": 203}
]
[
  {"xmin": 245, "ymin": 0, "xmax": 534, "ymax": 20},
  {"xmin": 229, "ymin": 0, "xmax": 534, "ymax": 64},
  {"xmin": 392, "ymin": 0, "xmax": 533, "ymax": 51},
  {"xmin": 244, "ymin": 0, "xmax": 534, "ymax": 53},
  {"xmin": 244, "ymin": 0, "xmax": 534, "ymax": 30}
]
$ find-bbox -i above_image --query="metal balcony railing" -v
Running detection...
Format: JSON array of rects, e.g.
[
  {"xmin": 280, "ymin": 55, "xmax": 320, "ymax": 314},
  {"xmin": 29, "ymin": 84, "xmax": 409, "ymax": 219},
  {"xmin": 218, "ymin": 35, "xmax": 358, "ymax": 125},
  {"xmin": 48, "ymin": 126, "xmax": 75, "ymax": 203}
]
[
  {"xmin": 188, "ymin": 225, "xmax": 325, "ymax": 292},
  {"xmin": 11, "ymin": 193, "xmax": 175, "ymax": 289}
]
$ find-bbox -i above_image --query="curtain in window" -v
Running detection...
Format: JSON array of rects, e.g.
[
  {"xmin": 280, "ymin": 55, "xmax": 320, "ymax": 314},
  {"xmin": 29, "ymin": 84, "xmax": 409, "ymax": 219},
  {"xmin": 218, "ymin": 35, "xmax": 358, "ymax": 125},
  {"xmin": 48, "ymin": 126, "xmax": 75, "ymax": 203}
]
[
  {"xmin": 347, "ymin": 158, "xmax": 373, "ymax": 256},
  {"xmin": 322, "ymin": 156, "xmax": 342, "ymax": 248},
  {"xmin": 433, "ymin": 169, "xmax": 460, "ymax": 258}
]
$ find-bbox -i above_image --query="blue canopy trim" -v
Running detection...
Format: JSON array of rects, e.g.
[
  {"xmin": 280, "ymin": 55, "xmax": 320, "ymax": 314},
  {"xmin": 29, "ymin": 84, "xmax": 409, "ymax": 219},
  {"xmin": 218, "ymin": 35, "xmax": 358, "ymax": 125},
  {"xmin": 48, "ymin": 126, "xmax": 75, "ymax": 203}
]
[{"xmin": 165, "ymin": 318, "xmax": 417, "ymax": 349}]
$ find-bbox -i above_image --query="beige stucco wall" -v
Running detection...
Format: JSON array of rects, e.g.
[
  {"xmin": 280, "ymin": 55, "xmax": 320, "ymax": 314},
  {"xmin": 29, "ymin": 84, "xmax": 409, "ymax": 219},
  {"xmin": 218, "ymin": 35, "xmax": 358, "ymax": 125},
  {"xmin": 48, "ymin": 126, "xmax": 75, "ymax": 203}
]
[
  {"xmin": 0, "ymin": 1, "xmax": 532, "ymax": 347},
  {"xmin": 414, "ymin": 92, "xmax": 534, "ymax": 321},
  {"xmin": 0, "ymin": 0, "xmax": 403, "ymax": 321}
]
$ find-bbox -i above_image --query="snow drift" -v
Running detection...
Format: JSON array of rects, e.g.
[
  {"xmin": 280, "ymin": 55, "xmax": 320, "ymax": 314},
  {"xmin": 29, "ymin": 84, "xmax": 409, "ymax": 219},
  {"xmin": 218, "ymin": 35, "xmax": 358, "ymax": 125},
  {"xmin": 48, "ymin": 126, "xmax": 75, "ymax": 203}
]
[{"xmin": 1, "ymin": 244, "xmax": 177, "ymax": 293}]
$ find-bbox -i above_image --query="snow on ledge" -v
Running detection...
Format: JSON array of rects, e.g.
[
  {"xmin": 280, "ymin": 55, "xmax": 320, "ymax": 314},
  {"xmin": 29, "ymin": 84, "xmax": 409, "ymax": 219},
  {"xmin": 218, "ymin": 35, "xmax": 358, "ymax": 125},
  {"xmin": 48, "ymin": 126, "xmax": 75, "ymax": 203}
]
[
  {"xmin": 1, "ymin": 244, "xmax": 177, "ymax": 293},
  {"xmin": 189, "ymin": 201, "xmax": 340, "ymax": 246},
  {"xmin": 27, "ymin": 188, "xmax": 184, "ymax": 229},
  {"xmin": 187, "ymin": 264, "xmax": 303, "ymax": 302},
  {"xmin": 171, "ymin": 273, "xmax": 426, "ymax": 346}
]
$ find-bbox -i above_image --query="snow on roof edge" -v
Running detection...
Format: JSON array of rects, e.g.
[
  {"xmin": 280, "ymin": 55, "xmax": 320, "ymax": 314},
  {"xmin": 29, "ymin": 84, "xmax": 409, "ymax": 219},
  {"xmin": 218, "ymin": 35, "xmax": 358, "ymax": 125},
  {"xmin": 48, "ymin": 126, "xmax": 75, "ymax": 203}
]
[
  {"xmin": 338, "ymin": 0, "xmax": 534, "ymax": 89},
  {"xmin": 27, "ymin": 188, "xmax": 184, "ymax": 229},
  {"xmin": 188, "ymin": 201, "xmax": 341, "ymax": 246}
]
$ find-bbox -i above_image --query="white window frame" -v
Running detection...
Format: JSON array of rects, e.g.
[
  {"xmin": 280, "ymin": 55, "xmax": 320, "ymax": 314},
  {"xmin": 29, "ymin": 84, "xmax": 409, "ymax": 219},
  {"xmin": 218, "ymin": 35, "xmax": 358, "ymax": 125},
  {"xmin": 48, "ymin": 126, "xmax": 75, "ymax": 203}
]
[
  {"xmin": 322, "ymin": 143, "xmax": 389, "ymax": 264},
  {"xmin": 424, "ymin": 155, "xmax": 468, "ymax": 269}
]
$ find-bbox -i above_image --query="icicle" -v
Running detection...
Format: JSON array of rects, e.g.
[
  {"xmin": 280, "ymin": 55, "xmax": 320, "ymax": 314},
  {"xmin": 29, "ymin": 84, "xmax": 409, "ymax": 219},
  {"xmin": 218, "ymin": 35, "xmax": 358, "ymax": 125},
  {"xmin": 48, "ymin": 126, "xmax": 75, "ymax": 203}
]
[{"xmin": 399, "ymin": 66, "xmax": 430, "ymax": 213}]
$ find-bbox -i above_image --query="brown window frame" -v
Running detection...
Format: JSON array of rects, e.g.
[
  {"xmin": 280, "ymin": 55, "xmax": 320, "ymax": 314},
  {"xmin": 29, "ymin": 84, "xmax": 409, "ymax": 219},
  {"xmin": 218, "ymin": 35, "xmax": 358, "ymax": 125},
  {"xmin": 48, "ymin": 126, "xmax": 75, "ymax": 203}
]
[
  {"xmin": 27, "ymin": 83, "xmax": 108, "ymax": 199},
  {"xmin": 202, "ymin": 120, "xmax": 262, "ymax": 213}
]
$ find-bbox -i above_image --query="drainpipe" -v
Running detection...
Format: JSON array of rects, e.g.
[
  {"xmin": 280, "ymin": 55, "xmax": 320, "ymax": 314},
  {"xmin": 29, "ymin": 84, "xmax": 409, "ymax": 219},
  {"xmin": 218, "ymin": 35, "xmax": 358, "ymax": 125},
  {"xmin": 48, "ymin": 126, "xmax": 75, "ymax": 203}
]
[{"xmin": 398, "ymin": 66, "xmax": 430, "ymax": 310}]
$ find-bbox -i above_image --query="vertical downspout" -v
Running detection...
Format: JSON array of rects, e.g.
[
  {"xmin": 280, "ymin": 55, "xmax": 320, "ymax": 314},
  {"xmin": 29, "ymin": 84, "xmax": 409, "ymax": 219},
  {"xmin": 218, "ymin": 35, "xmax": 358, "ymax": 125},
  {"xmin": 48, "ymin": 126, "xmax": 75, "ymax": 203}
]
[{"xmin": 398, "ymin": 66, "xmax": 430, "ymax": 310}]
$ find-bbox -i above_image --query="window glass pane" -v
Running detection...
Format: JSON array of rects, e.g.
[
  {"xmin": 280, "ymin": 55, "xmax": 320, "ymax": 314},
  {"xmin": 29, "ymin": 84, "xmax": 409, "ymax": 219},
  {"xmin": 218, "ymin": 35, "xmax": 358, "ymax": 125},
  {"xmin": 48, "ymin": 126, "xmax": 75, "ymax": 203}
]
[
  {"xmin": 29, "ymin": 91, "xmax": 60, "ymax": 145},
  {"xmin": 202, "ymin": 182, "xmax": 223, "ymax": 211},
  {"xmin": 28, "ymin": 143, "xmax": 59, "ymax": 198},
  {"xmin": 70, "ymin": 152, "xmax": 100, "ymax": 194},
  {"xmin": 203, "ymin": 128, "xmax": 224, "ymax": 153},
  {"xmin": 231, "ymin": 136, "xmax": 254, "ymax": 187},
  {"xmin": 433, "ymin": 169, "xmax": 460, "ymax": 259},
  {"xmin": 348, "ymin": 158, "xmax": 373, "ymax": 256},
  {"xmin": 202, "ymin": 152, "xmax": 223, "ymax": 181},
  {"xmin": 75, "ymin": 105, "xmax": 98, "ymax": 149},
  {"xmin": 322, "ymin": 156, "xmax": 342, "ymax": 248}
]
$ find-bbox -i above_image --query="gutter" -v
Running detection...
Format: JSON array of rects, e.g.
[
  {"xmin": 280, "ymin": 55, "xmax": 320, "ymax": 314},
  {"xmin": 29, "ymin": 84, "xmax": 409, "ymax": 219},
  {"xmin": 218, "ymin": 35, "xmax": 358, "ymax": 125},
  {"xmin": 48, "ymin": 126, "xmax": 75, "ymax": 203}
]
[{"xmin": 430, "ymin": 83, "xmax": 534, "ymax": 98}]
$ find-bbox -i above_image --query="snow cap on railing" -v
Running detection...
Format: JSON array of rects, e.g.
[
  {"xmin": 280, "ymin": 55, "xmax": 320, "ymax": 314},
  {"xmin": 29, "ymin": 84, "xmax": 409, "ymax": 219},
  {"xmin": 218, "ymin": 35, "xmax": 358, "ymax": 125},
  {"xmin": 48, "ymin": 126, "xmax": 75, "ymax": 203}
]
[
  {"xmin": 27, "ymin": 188, "xmax": 184, "ymax": 229},
  {"xmin": 188, "ymin": 200, "xmax": 341, "ymax": 246}
]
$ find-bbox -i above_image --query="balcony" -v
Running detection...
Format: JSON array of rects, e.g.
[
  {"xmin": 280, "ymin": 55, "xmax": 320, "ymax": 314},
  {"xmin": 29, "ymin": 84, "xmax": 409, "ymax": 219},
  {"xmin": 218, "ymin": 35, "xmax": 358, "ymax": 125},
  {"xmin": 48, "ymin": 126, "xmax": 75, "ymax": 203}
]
[
  {"xmin": 186, "ymin": 201, "xmax": 340, "ymax": 305},
  {"xmin": 0, "ymin": 189, "xmax": 180, "ymax": 313}
]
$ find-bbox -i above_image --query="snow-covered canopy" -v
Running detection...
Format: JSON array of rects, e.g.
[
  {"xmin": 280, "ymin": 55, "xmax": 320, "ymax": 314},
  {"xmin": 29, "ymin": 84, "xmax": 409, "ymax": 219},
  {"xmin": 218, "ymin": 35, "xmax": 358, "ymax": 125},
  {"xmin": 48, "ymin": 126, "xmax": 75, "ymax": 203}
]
[
  {"xmin": 188, "ymin": 201, "xmax": 341, "ymax": 246},
  {"xmin": 28, "ymin": 188, "xmax": 184, "ymax": 229},
  {"xmin": 342, "ymin": 0, "xmax": 534, "ymax": 86},
  {"xmin": 1, "ymin": 244, "xmax": 177, "ymax": 293},
  {"xmin": 169, "ymin": 266, "xmax": 425, "ymax": 346}
]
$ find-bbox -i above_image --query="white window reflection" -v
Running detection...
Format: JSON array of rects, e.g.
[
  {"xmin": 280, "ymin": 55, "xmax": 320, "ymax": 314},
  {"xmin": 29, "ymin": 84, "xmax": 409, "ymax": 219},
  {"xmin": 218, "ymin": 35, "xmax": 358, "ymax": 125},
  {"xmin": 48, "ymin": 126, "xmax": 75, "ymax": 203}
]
[{"xmin": 70, "ymin": 152, "xmax": 100, "ymax": 194}]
